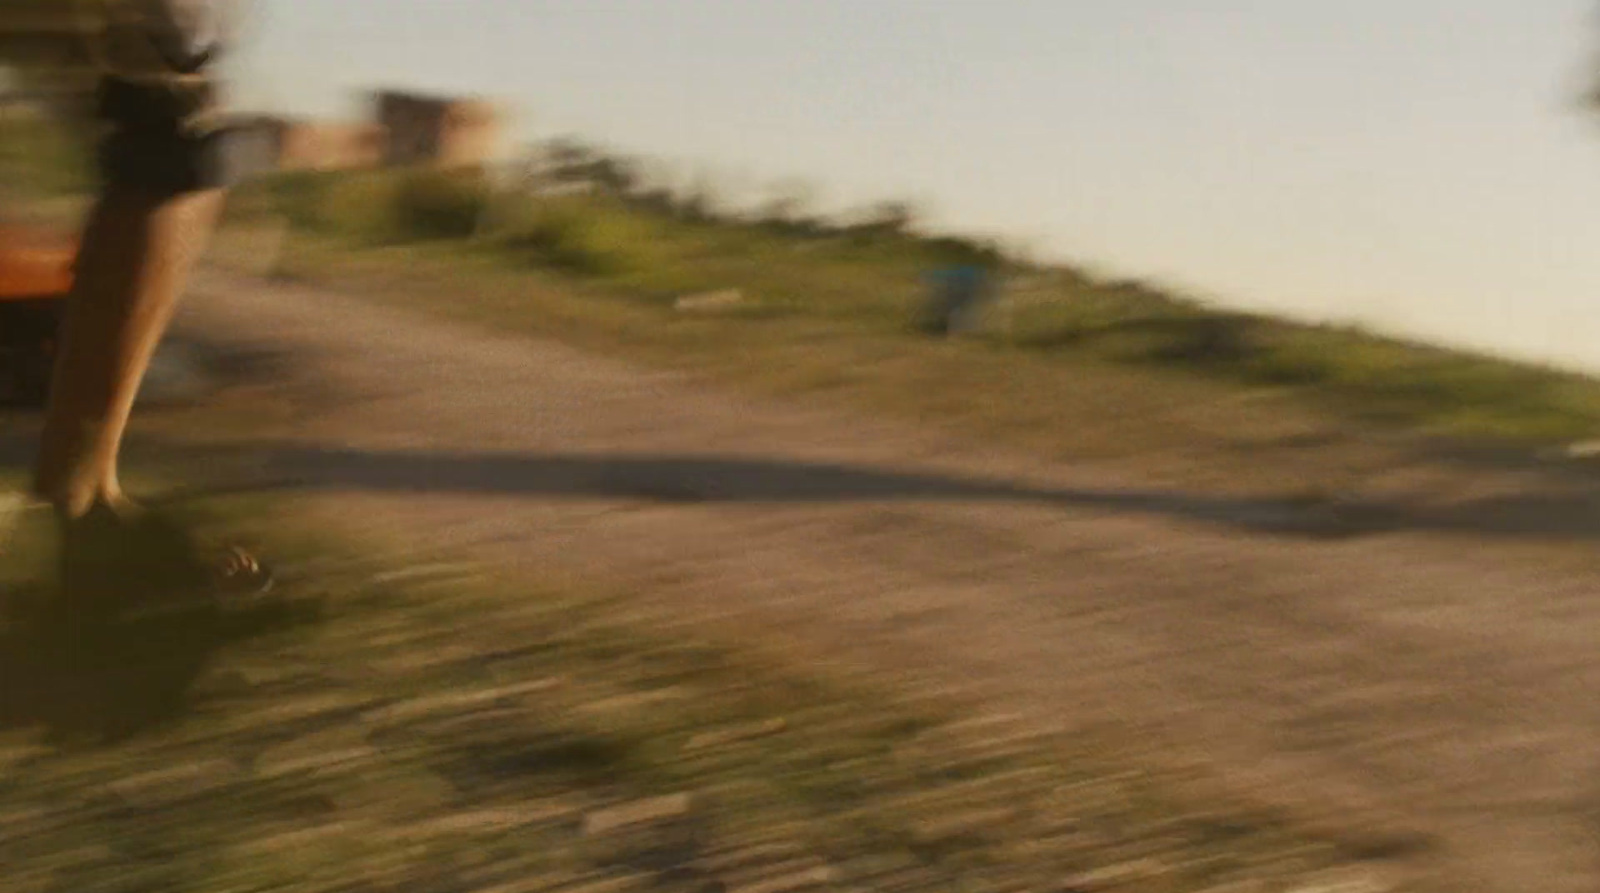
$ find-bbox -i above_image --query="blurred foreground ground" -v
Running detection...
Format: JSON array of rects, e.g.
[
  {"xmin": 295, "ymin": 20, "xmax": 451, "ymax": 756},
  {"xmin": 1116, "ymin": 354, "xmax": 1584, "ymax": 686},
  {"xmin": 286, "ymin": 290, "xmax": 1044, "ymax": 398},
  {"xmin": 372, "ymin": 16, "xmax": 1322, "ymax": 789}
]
[{"xmin": 7, "ymin": 262, "xmax": 1600, "ymax": 891}]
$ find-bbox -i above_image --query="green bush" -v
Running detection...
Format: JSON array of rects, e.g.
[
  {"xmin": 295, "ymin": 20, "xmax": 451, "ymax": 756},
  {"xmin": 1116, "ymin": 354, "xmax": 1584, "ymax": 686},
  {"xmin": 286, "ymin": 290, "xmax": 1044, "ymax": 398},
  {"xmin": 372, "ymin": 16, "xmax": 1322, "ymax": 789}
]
[
  {"xmin": 497, "ymin": 197, "xmax": 652, "ymax": 276},
  {"xmin": 250, "ymin": 167, "xmax": 488, "ymax": 245},
  {"xmin": 390, "ymin": 168, "xmax": 489, "ymax": 241},
  {"xmin": 326, "ymin": 172, "xmax": 414, "ymax": 243},
  {"xmin": 256, "ymin": 170, "xmax": 359, "ymax": 234}
]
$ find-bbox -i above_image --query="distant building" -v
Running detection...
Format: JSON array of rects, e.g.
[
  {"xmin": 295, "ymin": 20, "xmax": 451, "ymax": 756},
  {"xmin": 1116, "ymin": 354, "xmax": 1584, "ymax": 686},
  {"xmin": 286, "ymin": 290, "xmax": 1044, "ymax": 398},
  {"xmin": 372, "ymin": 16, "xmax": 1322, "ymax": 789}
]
[
  {"xmin": 229, "ymin": 115, "xmax": 387, "ymax": 173},
  {"xmin": 280, "ymin": 120, "xmax": 388, "ymax": 171},
  {"xmin": 373, "ymin": 90, "xmax": 503, "ymax": 169},
  {"xmin": 223, "ymin": 88, "xmax": 505, "ymax": 176}
]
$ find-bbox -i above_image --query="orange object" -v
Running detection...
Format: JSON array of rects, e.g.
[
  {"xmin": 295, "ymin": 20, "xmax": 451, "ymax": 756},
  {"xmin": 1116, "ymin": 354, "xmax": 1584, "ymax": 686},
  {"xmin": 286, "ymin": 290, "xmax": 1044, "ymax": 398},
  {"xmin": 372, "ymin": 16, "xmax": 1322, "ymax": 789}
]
[{"xmin": 0, "ymin": 225, "xmax": 76, "ymax": 299}]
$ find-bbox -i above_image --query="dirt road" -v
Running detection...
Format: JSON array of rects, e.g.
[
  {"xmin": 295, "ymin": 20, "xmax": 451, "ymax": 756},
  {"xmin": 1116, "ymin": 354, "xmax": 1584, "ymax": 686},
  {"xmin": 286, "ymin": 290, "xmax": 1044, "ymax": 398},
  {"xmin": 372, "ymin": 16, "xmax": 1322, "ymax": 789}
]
[{"xmin": 161, "ymin": 266, "xmax": 1600, "ymax": 892}]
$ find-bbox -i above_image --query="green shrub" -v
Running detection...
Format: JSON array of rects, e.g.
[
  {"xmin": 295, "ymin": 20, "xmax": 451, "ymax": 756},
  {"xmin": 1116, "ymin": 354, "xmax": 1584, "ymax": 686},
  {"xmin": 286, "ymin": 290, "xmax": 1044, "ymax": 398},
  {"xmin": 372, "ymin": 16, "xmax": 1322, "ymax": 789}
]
[
  {"xmin": 252, "ymin": 169, "xmax": 387, "ymax": 240},
  {"xmin": 261, "ymin": 170, "xmax": 336, "ymax": 230},
  {"xmin": 389, "ymin": 168, "xmax": 489, "ymax": 241},
  {"xmin": 249, "ymin": 167, "xmax": 487, "ymax": 245},
  {"xmin": 497, "ymin": 197, "xmax": 652, "ymax": 276}
]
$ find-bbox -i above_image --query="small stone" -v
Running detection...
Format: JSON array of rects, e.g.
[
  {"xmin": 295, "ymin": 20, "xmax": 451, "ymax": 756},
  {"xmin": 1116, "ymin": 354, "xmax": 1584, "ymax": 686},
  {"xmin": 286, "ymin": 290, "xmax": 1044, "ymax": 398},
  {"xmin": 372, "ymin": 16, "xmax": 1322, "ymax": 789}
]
[
  {"xmin": 372, "ymin": 644, "xmax": 481, "ymax": 674},
  {"xmin": 246, "ymin": 820, "xmax": 371, "ymax": 854},
  {"xmin": 1289, "ymin": 879, "xmax": 1392, "ymax": 893},
  {"xmin": 333, "ymin": 767, "xmax": 455, "ymax": 814},
  {"xmin": 582, "ymin": 793, "xmax": 694, "ymax": 835},
  {"xmin": 576, "ymin": 688, "xmax": 687, "ymax": 716},
  {"xmin": 699, "ymin": 843, "xmax": 810, "ymax": 874},
  {"xmin": 371, "ymin": 562, "xmax": 484, "ymax": 585},
  {"xmin": 363, "ymin": 678, "xmax": 563, "ymax": 724},
  {"xmin": 107, "ymin": 759, "xmax": 240, "ymax": 802},
  {"xmin": 477, "ymin": 877, "xmax": 640, "ymax": 893},
  {"xmin": 256, "ymin": 745, "xmax": 377, "ymax": 779},
  {"xmin": 391, "ymin": 803, "xmax": 581, "ymax": 839},
  {"xmin": 242, "ymin": 693, "xmax": 373, "ymax": 726},
  {"xmin": 1566, "ymin": 439, "xmax": 1600, "ymax": 459},
  {"xmin": 728, "ymin": 865, "xmax": 835, "ymax": 893},
  {"xmin": 675, "ymin": 288, "xmax": 745, "ymax": 313},
  {"xmin": 230, "ymin": 661, "xmax": 312, "ymax": 686},
  {"xmin": 560, "ymin": 879, "xmax": 649, "ymax": 893},
  {"xmin": 684, "ymin": 718, "xmax": 788, "ymax": 752},
  {"xmin": 716, "ymin": 855, "xmax": 835, "ymax": 893},
  {"xmin": 910, "ymin": 806, "xmax": 1016, "ymax": 842},
  {"xmin": 1066, "ymin": 858, "xmax": 1165, "ymax": 888}
]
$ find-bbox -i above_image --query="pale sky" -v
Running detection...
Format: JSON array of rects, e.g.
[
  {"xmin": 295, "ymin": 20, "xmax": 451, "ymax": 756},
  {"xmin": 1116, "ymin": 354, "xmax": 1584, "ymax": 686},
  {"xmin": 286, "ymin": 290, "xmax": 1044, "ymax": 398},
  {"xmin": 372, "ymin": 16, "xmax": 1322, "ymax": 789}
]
[{"xmin": 227, "ymin": 1, "xmax": 1600, "ymax": 371}]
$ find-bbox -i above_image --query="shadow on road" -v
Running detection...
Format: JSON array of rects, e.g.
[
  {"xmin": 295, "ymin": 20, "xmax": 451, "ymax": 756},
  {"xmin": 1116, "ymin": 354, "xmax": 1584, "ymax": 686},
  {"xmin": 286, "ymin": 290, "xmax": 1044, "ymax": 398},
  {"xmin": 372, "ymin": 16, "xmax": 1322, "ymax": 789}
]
[
  {"xmin": 8, "ymin": 427, "xmax": 1600, "ymax": 541},
  {"xmin": 247, "ymin": 445, "xmax": 1384, "ymax": 537},
  {"xmin": 250, "ymin": 446, "xmax": 1600, "ymax": 540}
]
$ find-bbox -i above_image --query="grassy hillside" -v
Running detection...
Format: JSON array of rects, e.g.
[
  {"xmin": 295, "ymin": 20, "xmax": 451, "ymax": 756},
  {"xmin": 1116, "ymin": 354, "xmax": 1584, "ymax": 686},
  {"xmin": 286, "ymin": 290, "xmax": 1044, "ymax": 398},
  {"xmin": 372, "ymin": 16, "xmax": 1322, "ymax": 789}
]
[
  {"xmin": 221, "ymin": 164, "xmax": 1600, "ymax": 446},
  {"xmin": 4, "ymin": 99, "xmax": 1595, "ymax": 448}
]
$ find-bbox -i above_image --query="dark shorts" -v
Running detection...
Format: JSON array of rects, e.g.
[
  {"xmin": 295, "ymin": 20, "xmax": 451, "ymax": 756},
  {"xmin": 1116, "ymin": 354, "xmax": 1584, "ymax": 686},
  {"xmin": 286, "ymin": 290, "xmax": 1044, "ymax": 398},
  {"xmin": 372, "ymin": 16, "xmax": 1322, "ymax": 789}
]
[
  {"xmin": 98, "ymin": 127, "xmax": 237, "ymax": 195},
  {"xmin": 95, "ymin": 76, "xmax": 244, "ymax": 195}
]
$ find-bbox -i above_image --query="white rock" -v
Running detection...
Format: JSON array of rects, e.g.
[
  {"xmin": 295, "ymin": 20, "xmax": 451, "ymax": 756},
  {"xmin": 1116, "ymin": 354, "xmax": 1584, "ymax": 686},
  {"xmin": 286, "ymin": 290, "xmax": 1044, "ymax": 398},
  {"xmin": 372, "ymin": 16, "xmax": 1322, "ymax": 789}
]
[{"xmin": 675, "ymin": 289, "xmax": 744, "ymax": 313}]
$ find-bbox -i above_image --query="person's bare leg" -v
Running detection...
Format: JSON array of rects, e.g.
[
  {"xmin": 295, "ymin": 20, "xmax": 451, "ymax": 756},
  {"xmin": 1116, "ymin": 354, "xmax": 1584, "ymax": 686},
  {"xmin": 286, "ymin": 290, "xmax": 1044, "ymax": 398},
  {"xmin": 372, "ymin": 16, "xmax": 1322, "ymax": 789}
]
[{"xmin": 31, "ymin": 186, "xmax": 227, "ymax": 520}]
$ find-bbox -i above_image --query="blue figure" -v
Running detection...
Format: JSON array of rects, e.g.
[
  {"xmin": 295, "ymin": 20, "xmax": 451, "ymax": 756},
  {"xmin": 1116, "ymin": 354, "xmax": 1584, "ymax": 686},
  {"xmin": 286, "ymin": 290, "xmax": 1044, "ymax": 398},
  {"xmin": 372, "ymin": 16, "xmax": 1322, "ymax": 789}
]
[{"xmin": 920, "ymin": 264, "xmax": 992, "ymax": 335}]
